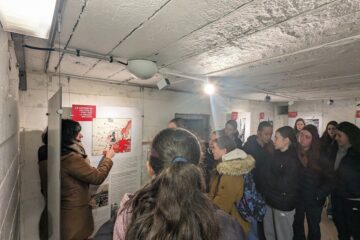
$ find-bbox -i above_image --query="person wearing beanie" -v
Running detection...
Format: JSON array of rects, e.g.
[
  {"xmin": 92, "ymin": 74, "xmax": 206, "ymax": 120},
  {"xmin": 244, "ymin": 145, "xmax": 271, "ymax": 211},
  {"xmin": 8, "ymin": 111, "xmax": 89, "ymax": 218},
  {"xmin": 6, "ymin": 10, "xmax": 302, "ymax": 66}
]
[{"xmin": 293, "ymin": 125, "xmax": 334, "ymax": 240}]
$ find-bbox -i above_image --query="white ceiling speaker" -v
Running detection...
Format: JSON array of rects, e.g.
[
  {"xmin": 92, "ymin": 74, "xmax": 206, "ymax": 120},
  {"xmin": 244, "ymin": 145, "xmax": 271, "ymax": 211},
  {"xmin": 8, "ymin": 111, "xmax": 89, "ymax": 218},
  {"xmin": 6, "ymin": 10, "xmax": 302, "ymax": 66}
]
[{"xmin": 127, "ymin": 59, "xmax": 158, "ymax": 80}]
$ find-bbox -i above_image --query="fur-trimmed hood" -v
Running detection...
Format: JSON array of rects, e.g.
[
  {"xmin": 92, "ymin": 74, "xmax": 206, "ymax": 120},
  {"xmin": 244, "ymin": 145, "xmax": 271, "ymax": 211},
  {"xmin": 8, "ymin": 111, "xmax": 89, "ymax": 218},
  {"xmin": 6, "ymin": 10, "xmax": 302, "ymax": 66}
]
[{"xmin": 216, "ymin": 149, "xmax": 255, "ymax": 176}]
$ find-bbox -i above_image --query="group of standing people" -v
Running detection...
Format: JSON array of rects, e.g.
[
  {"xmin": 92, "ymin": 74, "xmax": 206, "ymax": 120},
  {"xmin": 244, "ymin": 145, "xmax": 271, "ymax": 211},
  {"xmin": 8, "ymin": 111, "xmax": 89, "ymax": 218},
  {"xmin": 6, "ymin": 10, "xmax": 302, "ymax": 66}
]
[
  {"xmin": 37, "ymin": 117, "xmax": 359, "ymax": 240},
  {"xmin": 204, "ymin": 118, "xmax": 360, "ymax": 240}
]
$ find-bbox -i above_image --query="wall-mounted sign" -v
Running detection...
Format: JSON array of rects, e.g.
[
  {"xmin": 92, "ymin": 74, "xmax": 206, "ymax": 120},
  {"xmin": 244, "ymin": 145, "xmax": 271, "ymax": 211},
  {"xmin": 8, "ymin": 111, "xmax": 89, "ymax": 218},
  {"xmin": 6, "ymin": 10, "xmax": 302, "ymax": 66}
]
[
  {"xmin": 288, "ymin": 112, "xmax": 298, "ymax": 118},
  {"xmin": 259, "ymin": 112, "xmax": 265, "ymax": 120},
  {"xmin": 231, "ymin": 112, "xmax": 238, "ymax": 120},
  {"xmin": 356, "ymin": 110, "xmax": 360, "ymax": 118},
  {"xmin": 72, "ymin": 105, "xmax": 96, "ymax": 121}
]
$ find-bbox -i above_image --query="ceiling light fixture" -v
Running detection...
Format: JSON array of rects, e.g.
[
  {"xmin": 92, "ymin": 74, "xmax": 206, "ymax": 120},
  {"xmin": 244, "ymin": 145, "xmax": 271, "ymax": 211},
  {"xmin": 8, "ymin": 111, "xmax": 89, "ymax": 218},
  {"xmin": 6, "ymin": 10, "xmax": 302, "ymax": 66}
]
[
  {"xmin": 0, "ymin": 0, "xmax": 57, "ymax": 39},
  {"xmin": 127, "ymin": 59, "xmax": 158, "ymax": 80},
  {"xmin": 204, "ymin": 83, "xmax": 215, "ymax": 95}
]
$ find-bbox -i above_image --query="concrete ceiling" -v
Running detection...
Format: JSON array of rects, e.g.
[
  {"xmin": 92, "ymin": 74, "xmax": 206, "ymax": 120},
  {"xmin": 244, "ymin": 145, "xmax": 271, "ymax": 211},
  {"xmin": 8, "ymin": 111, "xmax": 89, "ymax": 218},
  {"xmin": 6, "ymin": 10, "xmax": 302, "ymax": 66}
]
[{"xmin": 23, "ymin": 0, "xmax": 360, "ymax": 101}]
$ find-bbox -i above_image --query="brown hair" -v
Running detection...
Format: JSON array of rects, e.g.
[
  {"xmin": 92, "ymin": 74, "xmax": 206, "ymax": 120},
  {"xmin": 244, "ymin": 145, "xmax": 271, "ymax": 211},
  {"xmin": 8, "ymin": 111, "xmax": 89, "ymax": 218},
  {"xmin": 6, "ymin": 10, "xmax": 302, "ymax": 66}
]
[
  {"xmin": 298, "ymin": 124, "xmax": 322, "ymax": 169},
  {"xmin": 125, "ymin": 128, "xmax": 220, "ymax": 240}
]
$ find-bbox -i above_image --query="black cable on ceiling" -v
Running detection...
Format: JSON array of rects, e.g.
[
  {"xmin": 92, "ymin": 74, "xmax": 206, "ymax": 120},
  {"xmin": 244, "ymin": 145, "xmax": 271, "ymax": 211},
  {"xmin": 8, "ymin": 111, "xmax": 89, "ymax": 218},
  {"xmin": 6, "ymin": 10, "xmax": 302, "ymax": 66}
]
[{"xmin": 22, "ymin": 44, "xmax": 128, "ymax": 65}]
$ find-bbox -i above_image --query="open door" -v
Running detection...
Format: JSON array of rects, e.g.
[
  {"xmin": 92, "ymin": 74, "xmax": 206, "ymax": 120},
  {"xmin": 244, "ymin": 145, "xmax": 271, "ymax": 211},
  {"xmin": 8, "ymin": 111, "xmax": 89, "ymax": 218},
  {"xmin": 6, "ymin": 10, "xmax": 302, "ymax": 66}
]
[{"xmin": 47, "ymin": 88, "xmax": 62, "ymax": 240}]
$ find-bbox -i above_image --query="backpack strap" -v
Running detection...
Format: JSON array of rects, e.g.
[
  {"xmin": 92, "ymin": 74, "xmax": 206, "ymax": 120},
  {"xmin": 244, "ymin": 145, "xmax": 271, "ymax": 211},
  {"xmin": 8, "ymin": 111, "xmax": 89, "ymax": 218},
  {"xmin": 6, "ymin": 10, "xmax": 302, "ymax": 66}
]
[{"xmin": 212, "ymin": 173, "xmax": 223, "ymax": 198}]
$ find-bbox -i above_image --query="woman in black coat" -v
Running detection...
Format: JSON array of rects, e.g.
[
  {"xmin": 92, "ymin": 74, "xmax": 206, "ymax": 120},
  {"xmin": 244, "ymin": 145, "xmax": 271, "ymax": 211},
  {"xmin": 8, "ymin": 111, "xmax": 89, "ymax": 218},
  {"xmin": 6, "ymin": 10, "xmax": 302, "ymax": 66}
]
[
  {"xmin": 320, "ymin": 121, "xmax": 338, "ymax": 217},
  {"xmin": 331, "ymin": 122, "xmax": 360, "ymax": 240},
  {"xmin": 320, "ymin": 121, "xmax": 338, "ymax": 157},
  {"xmin": 262, "ymin": 126, "xmax": 301, "ymax": 240},
  {"xmin": 293, "ymin": 125, "xmax": 334, "ymax": 240}
]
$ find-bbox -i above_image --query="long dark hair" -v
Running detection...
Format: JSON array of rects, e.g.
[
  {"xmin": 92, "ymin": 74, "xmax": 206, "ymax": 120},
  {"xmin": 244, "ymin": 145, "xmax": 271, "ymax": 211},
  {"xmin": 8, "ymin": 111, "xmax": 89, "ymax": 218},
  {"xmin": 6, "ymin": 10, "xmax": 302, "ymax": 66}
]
[
  {"xmin": 320, "ymin": 121, "xmax": 338, "ymax": 146},
  {"xmin": 337, "ymin": 122, "xmax": 360, "ymax": 153},
  {"xmin": 125, "ymin": 128, "xmax": 220, "ymax": 240},
  {"xmin": 61, "ymin": 119, "xmax": 81, "ymax": 147},
  {"xmin": 298, "ymin": 125, "xmax": 322, "ymax": 169},
  {"xmin": 294, "ymin": 118, "xmax": 306, "ymax": 134},
  {"xmin": 276, "ymin": 126, "xmax": 297, "ymax": 150}
]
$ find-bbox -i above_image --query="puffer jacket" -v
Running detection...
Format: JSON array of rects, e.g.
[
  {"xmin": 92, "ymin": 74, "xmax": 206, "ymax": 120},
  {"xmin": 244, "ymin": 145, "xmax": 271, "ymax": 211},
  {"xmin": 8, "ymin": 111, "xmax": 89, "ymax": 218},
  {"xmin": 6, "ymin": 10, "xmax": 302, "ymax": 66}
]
[
  {"xmin": 209, "ymin": 149, "xmax": 255, "ymax": 235},
  {"xmin": 262, "ymin": 147, "xmax": 301, "ymax": 211}
]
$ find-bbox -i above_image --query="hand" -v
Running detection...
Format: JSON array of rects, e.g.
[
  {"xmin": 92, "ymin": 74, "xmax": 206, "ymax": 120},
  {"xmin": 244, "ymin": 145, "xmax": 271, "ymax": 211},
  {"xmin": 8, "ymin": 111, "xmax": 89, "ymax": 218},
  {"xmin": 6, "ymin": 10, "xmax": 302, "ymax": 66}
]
[
  {"xmin": 104, "ymin": 146, "xmax": 115, "ymax": 159},
  {"xmin": 89, "ymin": 197, "xmax": 97, "ymax": 209}
]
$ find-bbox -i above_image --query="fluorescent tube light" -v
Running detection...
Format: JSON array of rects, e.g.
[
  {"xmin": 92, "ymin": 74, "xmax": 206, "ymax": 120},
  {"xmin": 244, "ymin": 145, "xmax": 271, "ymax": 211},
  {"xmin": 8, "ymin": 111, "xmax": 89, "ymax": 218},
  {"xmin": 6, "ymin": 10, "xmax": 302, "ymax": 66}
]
[{"xmin": 0, "ymin": 0, "xmax": 57, "ymax": 39}]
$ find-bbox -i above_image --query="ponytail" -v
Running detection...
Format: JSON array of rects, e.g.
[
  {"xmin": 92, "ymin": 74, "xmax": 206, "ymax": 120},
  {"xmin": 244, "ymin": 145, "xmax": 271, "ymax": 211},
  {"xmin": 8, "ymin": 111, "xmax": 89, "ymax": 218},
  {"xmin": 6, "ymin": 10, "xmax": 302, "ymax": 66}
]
[
  {"xmin": 124, "ymin": 128, "xmax": 220, "ymax": 240},
  {"xmin": 126, "ymin": 162, "xmax": 219, "ymax": 240}
]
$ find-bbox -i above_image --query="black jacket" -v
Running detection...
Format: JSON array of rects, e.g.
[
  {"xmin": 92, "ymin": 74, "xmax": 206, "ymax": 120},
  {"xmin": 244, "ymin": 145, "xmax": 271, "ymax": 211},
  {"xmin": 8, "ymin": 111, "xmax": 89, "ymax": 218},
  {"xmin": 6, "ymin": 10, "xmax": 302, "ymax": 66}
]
[
  {"xmin": 262, "ymin": 147, "xmax": 301, "ymax": 211},
  {"xmin": 234, "ymin": 137, "xmax": 243, "ymax": 150},
  {"xmin": 297, "ymin": 153, "xmax": 335, "ymax": 207},
  {"xmin": 203, "ymin": 143, "xmax": 215, "ymax": 193},
  {"xmin": 243, "ymin": 135, "xmax": 273, "ymax": 194},
  {"xmin": 334, "ymin": 147, "xmax": 360, "ymax": 199}
]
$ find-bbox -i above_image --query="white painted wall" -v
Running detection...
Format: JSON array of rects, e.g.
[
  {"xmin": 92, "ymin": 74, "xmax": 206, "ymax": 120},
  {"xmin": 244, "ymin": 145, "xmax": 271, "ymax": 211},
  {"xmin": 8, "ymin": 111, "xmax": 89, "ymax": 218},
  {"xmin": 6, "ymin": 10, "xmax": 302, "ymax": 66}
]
[
  {"xmin": 0, "ymin": 29, "xmax": 20, "ymax": 239},
  {"xmin": 289, "ymin": 99, "xmax": 359, "ymax": 133},
  {"xmin": 210, "ymin": 95, "xmax": 275, "ymax": 135}
]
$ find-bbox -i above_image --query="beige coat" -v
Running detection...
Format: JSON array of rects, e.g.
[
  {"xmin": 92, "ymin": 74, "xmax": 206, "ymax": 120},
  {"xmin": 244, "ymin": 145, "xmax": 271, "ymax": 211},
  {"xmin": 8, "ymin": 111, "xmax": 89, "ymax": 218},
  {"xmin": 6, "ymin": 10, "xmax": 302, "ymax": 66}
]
[
  {"xmin": 61, "ymin": 143, "xmax": 113, "ymax": 240},
  {"xmin": 209, "ymin": 149, "xmax": 255, "ymax": 235}
]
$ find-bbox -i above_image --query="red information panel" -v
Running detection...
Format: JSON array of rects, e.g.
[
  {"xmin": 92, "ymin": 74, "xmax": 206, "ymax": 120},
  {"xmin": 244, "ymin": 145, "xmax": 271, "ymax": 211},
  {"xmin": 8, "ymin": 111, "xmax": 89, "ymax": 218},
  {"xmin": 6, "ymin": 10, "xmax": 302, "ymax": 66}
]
[
  {"xmin": 72, "ymin": 105, "xmax": 96, "ymax": 121},
  {"xmin": 259, "ymin": 112, "xmax": 265, "ymax": 120},
  {"xmin": 231, "ymin": 112, "xmax": 238, "ymax": 120},
  {"xmin": 356, "ymin": 110, "xmax": 360, "ymax": 118},
  {"xmin": 288, "ymin": 111, "xmax": 298, "ymax": 118}
]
